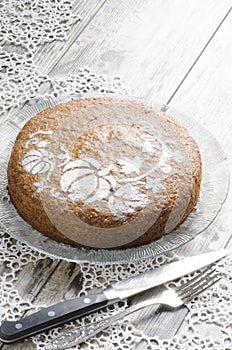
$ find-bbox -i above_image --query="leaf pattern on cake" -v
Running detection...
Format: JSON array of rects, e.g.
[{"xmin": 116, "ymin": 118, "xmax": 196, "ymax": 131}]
[
  {"xmin": 108, "ymin": 183, "xmax": 150, "ymax": 218},
  {"xmin": 22, "ymin": 149, "xmax": 54, "ymax": 175},
  {"xmin": 60, "ymin": 157, "xmax": 150, "ymax": 218},
  {"xmin": 118, "ymin": 156, "xmax": 143, "ymax": 175},
  {"xmin": 60, "ymin": 158, "xmax": 113, "ymax": 203},
  {"xmin": 141, "ymin": 134, "xmax": 159, "ymax": 155},
  {"xmin": 21, "ymin": 123, "xmax": 188, "ymax": 218}
]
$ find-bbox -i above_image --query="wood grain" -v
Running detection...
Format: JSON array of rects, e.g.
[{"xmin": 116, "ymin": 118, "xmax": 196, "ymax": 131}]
[
  {"xmin": 169, "ymin": 11, "xmax": 232, "ymax": 148},
  {"xmin": 50, "ymin": 0, "xmax": 231, "ymax": 102},
  {"xmin": 33, "ymin": 0, "xmax": 108, "ymax": 74},
  {"xmin": 1, "ymin": 0, "xmax": 232, "ymax": 348},
  {"xmin": 168, "ymin": 10, "xmax": 232, "ymax": 255}
]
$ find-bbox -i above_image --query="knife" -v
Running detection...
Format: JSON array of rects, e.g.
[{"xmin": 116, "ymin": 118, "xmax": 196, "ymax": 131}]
[{"xmin": 0, "ymin": 249, "xmax": 228, "ymax": 343}]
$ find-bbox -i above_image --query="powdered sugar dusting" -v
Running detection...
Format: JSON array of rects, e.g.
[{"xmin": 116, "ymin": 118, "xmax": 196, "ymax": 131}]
[{"xmin": 21, "ymin": 121, "xmax": 187, "ymax": 219}]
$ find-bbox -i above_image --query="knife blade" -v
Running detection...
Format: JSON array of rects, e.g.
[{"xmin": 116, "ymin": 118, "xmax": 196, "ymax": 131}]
[{"xmin": 0, "ymin": 249, "xmax": 228, "ymax": 343}]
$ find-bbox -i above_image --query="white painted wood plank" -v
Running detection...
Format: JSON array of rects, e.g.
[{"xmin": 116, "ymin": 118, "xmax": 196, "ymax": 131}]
[
  {"xmin": 33, "ymin": 0, "xmax": 107, "ymax": 74},
  {"xmin": 168, "ymin": 12, "xmax": 232, "ymax": 255},
  {"xmin": 2, "ymin": 2, "xmax": 232, "ymax": 348},
  {"xmin": 169, "ymin": 12, "xmax": 232, "ymax": 149},
  {"xmin": 50, "ymin": 0, "xmax": 232, "ymax": 104}
]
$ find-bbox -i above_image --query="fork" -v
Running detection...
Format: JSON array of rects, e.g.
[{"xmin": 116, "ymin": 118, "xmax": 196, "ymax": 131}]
[{"xmin": 46, "ymin": 267, "xmax": 221, "ymax": 350}]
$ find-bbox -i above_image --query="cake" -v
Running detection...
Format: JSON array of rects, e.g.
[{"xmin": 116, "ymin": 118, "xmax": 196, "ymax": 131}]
[{"xmin": 7, "ymin": 97, "xmax": 202, "ymax": 250}]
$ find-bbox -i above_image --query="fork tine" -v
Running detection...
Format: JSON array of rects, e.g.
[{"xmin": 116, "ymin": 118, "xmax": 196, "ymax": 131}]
[
  {"xmin": 175, "ymin": 266, "xmax": 212, "ymax": 295},
  {"xmin": 177, "ymin": 268, "xmax": 222, "ymax": 303},
  {"xmin": 176, "ymin": 267, "xmax": 215, "ymax": 296},
  {"xmin": 182, "ymin": 275, "xmax": 222, "ymax": 303}
]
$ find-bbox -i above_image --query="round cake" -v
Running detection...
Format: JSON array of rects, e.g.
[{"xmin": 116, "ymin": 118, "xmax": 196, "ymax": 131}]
[{"xmin": 7, "ymin": 97, "xmax": 202, "ymax": 250}]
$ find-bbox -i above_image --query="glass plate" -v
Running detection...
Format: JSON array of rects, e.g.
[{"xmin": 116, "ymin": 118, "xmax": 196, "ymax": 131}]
[{"xmin": 0, "ymin": 93, "xmax": 229, "ymax": 264}]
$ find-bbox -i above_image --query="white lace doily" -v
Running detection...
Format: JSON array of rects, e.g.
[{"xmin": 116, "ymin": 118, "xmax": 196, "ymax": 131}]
[
  {"xmin": 1, "ymin": 226, "xmax": 231, "ymax": 350},
  {"xmin": 0, "ymin": 0, "xmax": 81, "ymax": 52},
  {"xmin": 0, "ymin": 3, "xmax": 231, "ymax": 349},
  {"xmin": 0, "ymin": 49, "xmax": 47, "ymax": 119}
]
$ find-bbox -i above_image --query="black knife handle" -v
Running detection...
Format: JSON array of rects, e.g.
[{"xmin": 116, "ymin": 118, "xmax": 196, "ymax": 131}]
[{"xmin": 0, "ymin": 293, "xmax": 110, "ymax": 343}]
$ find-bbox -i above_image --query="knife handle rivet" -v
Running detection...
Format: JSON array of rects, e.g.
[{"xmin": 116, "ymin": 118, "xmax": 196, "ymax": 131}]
[
  {"xmin": 48, "ymin": 311, "xmax": 56, "ymax": 317},
  {"xmin": 15, "ymin": 323, "xmax": 23, "ymax": 330},
  {"xmin": 83, "ymin": 297, "xmax": 91, "ymax": 304}
]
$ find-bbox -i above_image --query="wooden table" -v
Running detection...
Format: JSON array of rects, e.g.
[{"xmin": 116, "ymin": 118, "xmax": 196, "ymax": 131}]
[{"xmin": 1, "ymin": 0, "xmax": 232, "ymax": 349}]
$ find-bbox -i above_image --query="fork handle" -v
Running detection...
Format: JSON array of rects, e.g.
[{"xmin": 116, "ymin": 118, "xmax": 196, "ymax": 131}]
[
  {"xmin": 46, "ymin": 311, "xmax": 128, "ymax": 350},
  {"xmin": 46, "ymin": 298, "xmax": 162, "ymax": 350}
]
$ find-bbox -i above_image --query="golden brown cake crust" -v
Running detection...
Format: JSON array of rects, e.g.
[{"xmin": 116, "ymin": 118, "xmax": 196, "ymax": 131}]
[{"xmin": 7, "ymin": 97, "xmax": 202, "ymax": 250}]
